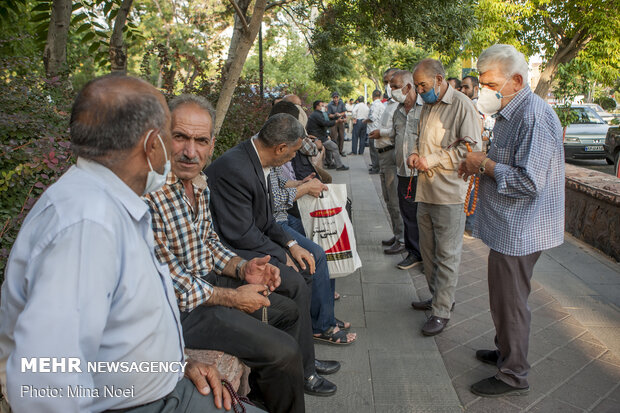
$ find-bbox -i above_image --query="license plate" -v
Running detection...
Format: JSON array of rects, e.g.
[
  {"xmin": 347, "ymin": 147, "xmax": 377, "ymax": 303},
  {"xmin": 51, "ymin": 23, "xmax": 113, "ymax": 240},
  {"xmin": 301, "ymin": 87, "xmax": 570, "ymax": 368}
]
[{"xmin": 584, "ymin": 145, "xmax": 604, "ymax": 152}]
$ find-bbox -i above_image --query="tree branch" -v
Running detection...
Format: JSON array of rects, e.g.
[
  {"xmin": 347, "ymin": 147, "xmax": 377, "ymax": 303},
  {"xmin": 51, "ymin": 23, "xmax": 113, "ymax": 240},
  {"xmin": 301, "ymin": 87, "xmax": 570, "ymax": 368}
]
[
  {"xmin": 266, "ymin": 0, "xmax": 293, "ymax": 11},
  {"xmin": 228, "ymin": 0, "xmax": 249, "ymax": 31}
]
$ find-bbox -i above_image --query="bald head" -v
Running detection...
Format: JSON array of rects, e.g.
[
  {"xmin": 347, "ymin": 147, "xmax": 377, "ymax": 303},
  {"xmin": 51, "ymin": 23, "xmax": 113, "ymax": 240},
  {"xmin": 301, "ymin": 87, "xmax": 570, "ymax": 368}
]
[
  {"xmin": 283, "ymin": 94, "xmax": 302, "ymax": 106},
  {"xmin": 413, "ymin": 59, "xmax": 446, "ymax": 79},
  {"xmin": 70, "ymin": 74, "xmax": 168, "ymax": 160}
]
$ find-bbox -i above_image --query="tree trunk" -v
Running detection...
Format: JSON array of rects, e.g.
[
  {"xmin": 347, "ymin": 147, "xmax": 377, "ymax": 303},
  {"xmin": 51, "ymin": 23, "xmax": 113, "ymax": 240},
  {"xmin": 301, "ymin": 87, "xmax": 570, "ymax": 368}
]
[
  {"xmin": 222, "ymin": 0, "xmax": 252, "ymax": 82},
  {"xmin": 43, "ymin": 0, "xmax": 72, "ymax": 78},
  {"xmin": 214, "ymin": 0, "xmax": 267, "ymax": 136},
  {"xmin": 534, "ymin": 28, "xmax": 592, "ymax": 98},
  {"xmin": 109, "ymin": 0, "xmax": 134, "ymax": 73}
]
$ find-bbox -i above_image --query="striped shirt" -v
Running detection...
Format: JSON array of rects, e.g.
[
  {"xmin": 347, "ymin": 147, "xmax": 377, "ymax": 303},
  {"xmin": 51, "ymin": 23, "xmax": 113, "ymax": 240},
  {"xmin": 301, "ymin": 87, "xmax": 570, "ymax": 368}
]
[
  {"xmin": 144, "ymin": 172, "xmax": 236, "ymax": 312},
  {"xmin": 474, "ymin": 86, "xmax": 565, "ymax": 256}
]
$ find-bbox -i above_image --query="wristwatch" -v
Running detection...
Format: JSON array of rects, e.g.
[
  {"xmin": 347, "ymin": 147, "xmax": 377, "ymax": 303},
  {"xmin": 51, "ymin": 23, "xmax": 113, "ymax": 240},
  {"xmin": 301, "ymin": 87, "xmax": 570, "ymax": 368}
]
[
  {"xmin": 286, "ymin": 240, "xmax": 298, "ymax": 249},
  {"xmin": 235, "ymin": 259, "xmax": 247, "ymax": 280},
  {"xmin": 479, "ymin": 157, "xmax": 490, "ymax": 174}
]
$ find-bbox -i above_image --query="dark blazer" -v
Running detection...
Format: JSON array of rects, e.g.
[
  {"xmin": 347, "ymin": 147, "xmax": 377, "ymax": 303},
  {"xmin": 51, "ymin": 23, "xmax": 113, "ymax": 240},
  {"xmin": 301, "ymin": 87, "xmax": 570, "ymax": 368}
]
[{"xmin": 205, "ymin": 139, "xmax": 292, "ymax": 264}]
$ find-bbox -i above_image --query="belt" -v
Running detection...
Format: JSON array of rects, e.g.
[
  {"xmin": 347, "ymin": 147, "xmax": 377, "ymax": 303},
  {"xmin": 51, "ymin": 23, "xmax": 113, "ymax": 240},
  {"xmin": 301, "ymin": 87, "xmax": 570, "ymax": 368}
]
[{"xmin": 377, "ymin": 145, "xmax": 395, "ymax": 154}]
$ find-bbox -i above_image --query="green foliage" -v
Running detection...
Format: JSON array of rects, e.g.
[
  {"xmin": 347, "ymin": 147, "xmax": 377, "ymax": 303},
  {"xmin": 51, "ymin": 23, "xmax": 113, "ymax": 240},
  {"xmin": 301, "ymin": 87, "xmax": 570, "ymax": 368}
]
[
  {"xmin": 0, "ymin": 47, "xmax": 75, "ymax": 275},
  {"xmin": 554, "ymin": 104, "xmax": 579, "ymax": 129},
  {"xmin": 594, "ymin": 96, "xmax": 617, "ymax": 111}
]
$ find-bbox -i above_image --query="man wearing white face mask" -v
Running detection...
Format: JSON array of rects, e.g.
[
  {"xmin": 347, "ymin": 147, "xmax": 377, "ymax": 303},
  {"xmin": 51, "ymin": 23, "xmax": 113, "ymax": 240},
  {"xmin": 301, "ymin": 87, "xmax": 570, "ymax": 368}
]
[
  {"xmin": 407, "ymin": 59, "xmax": 481, "ymax": 337},
  {"xmin": 458, "ymin": 44, "xmax": 564, "ymax": 398},
  {"xmin": 368, "ymin": 68, "xmax": 404, "ymax": 257}
]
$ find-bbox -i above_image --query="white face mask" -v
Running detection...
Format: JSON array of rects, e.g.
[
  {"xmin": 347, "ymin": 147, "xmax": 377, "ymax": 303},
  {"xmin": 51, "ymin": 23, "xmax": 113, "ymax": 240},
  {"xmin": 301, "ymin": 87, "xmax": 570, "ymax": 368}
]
[
  {"xmin": 391, "ymin": 85, "xmax": 407, "ymax": 104},
  {"xmin": 385, "ymin": 84, "xmax": 392, "ymax": 99},
  {"xmin": 143, "ymin": 130, "xmax": 171, "ymax": 195},
  {"xmin": 476, "ymin": 79, "xmax": 517, "ymax": 116}
]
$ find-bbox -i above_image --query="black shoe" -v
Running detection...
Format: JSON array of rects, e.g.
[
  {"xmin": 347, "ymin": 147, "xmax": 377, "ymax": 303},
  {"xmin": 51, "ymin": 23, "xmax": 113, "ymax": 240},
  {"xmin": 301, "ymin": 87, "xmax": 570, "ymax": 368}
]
[
  {"xmin": 476, "ymin": 349, "xmax": 499, "ymax": 366},
  {"xmin": 336, "ymin": 165, "xmax": 349, "ymax": 171},
  {"xmin": 381, "ymin": 236, "xmax": 396, "ymax": 246},
  {"xmin": 325, "ymin": 164, "xmax": 336, "ymax": 170},
  {"xmin": 369, "ymin": 169, "xmax": 379, "ymax": 175},
  {"xmin": 397, "ymin": 253, "xmax": 422, "ymax": 270},
  {"xmin": 314, "ymin": 359, "xmax": 340, "ymax": 375},
  {"xmin": 470, "ymin": 377, "xmax": 530, "ymax": 398},
  {"xmin": 411, "ymin": 299, "xmax": 455, "ymax": 312},
  {"xmin": 304, "ymin": 374, "xmax": 337, "ymax": 397},
  {"xmin": 422, "ymin": 315, "xmax": 449, "ymax": 336},
  {"xmin": 384, "ymin": 241, "xmax": 406, "ymax": 255}
]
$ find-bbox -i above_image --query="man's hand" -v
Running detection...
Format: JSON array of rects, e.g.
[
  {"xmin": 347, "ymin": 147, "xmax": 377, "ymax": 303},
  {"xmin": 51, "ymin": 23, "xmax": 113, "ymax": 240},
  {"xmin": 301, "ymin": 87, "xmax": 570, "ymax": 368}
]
[
  {"xmin": 233, "ymin": 284, "xmax": 271, "ymax": 313},
  {"xmin": 315, "ymin": 140, "xmax": 323, "ymax": 151},
  {"xmin": 289, "ymin": 244, "xmax": 316, "ymax": 274},
  {"xmin": 185, "ymin": 359, "xmax": 232, "ymax": 411},
  {"xmin": 368, "ymin": 130, "xmax": 381, "ymax": 140},
  {"xmin": 336, "ymin": 118, "xmax": 346, "ymax": 124},
  {"xmin": 302, "ymin": 173, "xmax": 316, "ymax": 183},
  {"xmin": 458, "ymin": 151, "xmax": 487, "ymax": 181},
  {"xmin": 286, "ymin": 254, "xmax": 299, "ymax": 271},
  {"xmin": 243, "ymin": 255, "xmax": 281, "ymax": 291},
  {"xmin": 414, "ymin": 156, "xmax": 429, "ymax": 172},
  {"xmin": 300, "ymin": 178, "xmax": 328, "ymax": 198},
  {"xmin": 407, "ymin": 153, "xmax": 419, "ymax": 170}
]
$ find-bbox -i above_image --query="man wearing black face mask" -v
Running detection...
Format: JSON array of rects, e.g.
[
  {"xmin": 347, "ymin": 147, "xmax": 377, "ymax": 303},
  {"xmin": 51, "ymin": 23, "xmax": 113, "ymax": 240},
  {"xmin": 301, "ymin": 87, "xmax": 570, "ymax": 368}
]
[{"xmin": 407, "ymin": 59, "xmax": 481, "ymax": 337}]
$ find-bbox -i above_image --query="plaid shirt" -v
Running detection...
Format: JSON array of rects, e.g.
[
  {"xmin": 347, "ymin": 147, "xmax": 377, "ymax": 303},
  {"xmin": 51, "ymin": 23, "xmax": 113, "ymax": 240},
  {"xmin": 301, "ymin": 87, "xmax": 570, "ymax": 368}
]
[
  {"xmin": 144, "ymin": 172, "xmax": 236, "ymax": 312},
  {"xmin": 474, "ymin": 86, "xmax": 565, "ymax": 256},
  {"xmin": 269, "ymin": 166, "xmax": 297, "ymax": 223}
]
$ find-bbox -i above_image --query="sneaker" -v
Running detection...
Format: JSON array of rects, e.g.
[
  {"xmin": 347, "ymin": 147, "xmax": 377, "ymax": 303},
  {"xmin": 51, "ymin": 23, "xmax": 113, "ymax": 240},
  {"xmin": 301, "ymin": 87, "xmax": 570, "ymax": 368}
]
[
  {"xmin": 397, "ymin": 253, "xmax": 421, "ymax": 270},
  {"xmin": 470, "ymin": 377, "xmax": 530, "ymax": 398},
  {"xmin": 336, "ymin": 165, "xmax": 349, "ymax": 171}
]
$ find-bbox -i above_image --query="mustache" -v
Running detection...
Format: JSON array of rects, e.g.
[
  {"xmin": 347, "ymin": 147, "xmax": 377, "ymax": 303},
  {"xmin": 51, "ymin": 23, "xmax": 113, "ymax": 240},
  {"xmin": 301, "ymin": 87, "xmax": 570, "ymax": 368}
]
[{"xmin": 176, "ymin": 155, "xmax": 200, "ymax": 164}]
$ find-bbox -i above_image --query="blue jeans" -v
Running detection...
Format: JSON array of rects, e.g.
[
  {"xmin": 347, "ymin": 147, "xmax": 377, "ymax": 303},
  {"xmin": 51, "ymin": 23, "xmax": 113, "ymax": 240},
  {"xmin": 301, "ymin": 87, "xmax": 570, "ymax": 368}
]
[
  {"xmin": 279, "ymin": 217, "xmax": 336, "ymax": 334},
  {"xmin": 352, "ymin": 120, "xmax": 368, "ymax": 154},
  {"xmin": 465, "ymin": 192, "xmax": 477, "ymax": 231}
]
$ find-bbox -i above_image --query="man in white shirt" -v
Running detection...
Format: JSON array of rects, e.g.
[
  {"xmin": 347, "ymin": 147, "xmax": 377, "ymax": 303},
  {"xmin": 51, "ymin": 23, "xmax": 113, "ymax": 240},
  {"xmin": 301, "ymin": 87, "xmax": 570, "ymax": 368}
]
[
  {"xmin": 350, "ymin": 96, "xmax": 370, "ymax": 155},
  {"xmin": 0, "ymin": 75, "xmax": 263, "ymax": 412},
  {"xmin": 366, "ymin": 89, "xmax": 384, "ymax": 174}
]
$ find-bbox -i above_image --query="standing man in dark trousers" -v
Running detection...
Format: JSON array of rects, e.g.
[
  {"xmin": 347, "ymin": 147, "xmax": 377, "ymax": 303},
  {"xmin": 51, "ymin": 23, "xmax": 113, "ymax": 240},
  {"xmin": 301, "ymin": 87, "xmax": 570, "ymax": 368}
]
[
  {"xmin": 388, "ymin": 70, "xmax": 424, "ymax": 269},
  {"xmin": 327, "ymin": 92, "xmax": 347, "ymax": 156},
  {"xmin": 459, "ymin": 44, "xmax": 564, "ymax": 397}
]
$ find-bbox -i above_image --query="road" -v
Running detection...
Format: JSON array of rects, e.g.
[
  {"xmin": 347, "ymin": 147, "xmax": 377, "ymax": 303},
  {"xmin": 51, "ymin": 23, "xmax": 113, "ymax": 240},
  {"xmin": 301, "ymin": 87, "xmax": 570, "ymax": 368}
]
[{"xmin": 566, "ymin": 158, "xmax": 615, "ymax": 175}]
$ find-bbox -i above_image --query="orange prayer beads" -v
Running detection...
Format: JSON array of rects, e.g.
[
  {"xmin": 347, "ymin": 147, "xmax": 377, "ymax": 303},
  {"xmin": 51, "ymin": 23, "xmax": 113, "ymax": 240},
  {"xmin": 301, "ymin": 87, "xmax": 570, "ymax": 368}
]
[{"xmin": 464, "ymin": 142, "xmax": 478, "ymax": 217}]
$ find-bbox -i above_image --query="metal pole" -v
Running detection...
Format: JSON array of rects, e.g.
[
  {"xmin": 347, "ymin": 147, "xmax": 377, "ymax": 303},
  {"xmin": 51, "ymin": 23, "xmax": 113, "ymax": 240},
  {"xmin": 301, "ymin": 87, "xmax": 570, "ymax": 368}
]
[{"xmin": 259, "ymin": 24, "xmax": 264, "ymax": 100}]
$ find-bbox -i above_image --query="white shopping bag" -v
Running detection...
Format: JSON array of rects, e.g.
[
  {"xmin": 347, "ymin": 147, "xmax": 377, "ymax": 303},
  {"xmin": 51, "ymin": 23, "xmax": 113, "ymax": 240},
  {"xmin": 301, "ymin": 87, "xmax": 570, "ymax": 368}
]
[{"xmin": 297, "ymin": 184, "xmax": 361, "ymax": 278}]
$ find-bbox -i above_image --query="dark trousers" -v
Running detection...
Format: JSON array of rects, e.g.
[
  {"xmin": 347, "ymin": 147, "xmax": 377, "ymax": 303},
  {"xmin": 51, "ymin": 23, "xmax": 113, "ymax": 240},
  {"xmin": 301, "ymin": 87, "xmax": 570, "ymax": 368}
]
[
  {"xmin": 181, "ymin": 273, "xmax": 305, "ymax": 413},
  {"xmin": 488, "ymin": 249, "xmax": 542, "ymax": 388},
  {"xmin": 351, "ymin": 120, "xmax": 367, "ymax": 154},
  {"xmin": 397, "ymin": 175, "xmax": 421, "ymax": 259},
  {"xmin": 330, "ymin": 122, "xmax": 345, "ymax": 153},
  {"xmin": 279, "ymin": 219, "xmax": 336, "ymax": 333},
  {"xmin": 118, "ymin": 377, "xmax": 265, "ymax": 413}
]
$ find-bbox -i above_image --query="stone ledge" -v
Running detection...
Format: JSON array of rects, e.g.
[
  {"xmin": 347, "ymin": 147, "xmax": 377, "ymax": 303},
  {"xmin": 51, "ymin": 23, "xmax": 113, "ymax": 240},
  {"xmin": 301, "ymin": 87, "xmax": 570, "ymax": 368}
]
[
  {"xmin": 564, "ymin": 164, "xmax": 620, "ymax": 206},
  {"xmin": 185, "ymin": 349, "xmax": 250, "ymax": 396},
  {"xmin": 564, "ymin": 164, "xmax": 620, "ymax": 261}
]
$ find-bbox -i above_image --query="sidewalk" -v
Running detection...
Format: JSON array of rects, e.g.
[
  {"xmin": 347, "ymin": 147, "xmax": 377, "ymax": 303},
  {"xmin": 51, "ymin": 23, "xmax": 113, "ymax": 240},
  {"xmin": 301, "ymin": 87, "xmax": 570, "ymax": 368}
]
[{"xmin": 306, "ymin": 148, "xmax": 620, "ymax": 413}]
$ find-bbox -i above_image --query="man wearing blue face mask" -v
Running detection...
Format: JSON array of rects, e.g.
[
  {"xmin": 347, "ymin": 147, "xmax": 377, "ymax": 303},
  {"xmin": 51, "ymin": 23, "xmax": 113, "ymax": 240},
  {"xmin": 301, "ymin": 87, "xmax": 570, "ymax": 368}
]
[
  {"xmin": 458, "ymin": 44, "xmax": 564, "ymax": 398},
  {"xmin": 407, "ymin": 59, "xmax": 481, "ymax": 337}
]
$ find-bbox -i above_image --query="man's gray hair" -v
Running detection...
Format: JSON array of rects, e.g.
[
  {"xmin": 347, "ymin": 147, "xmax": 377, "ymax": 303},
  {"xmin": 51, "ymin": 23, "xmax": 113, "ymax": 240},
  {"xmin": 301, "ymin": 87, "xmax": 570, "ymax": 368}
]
[
  {"xmin": 477, "ymin": 44, "xmax": 529, "ymax": 83},
  {"xmin": 257, "ymin": 113, "xmax": 305, "ymax": 147},
  {"xmin": 413, "ymin": 59, "xmax": 445, "ymax": 78},
  {"xmin": 391, "ymin": 69, "xmax": 414, "ymax": 86},
  {"xmin": 70, "ymin": 74, "xmax": 166, "ymax": 159},
  {"xmin": 168, "ymin": 94, "xmax": 216, "ymax": 134}
]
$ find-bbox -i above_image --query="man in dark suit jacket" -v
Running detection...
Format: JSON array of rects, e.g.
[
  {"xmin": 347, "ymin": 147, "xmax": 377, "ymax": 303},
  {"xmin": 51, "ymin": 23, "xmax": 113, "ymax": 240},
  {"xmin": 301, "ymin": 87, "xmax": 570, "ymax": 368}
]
[{"xmin": 206, "ymin": 113, "xmax": 339, "ymax": 396}]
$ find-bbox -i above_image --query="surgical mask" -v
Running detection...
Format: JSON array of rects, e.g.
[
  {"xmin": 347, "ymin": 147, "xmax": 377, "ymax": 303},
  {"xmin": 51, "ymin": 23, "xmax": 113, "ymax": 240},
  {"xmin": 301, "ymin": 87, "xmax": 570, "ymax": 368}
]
[
  {"xmin": 321, "ymin": 107, "xmax": 327, "ymax": 112},
  {"xmin": 420, "ymin": 79, "xmax": 439, "ymax": 104},
  {"xmin": 476, "ymin": 79, "xmax": 517, "ymax": 116},
  {"xmin": 143, "ymin": 130, "xmax": 171, "ymax": 195},
  {"xmin": 385, "ymin": 84, "xmax": 392, "ymax": 99},
  {"xmin": 391, "ymin": 85, "xmax": 407, "ymax": 104}
]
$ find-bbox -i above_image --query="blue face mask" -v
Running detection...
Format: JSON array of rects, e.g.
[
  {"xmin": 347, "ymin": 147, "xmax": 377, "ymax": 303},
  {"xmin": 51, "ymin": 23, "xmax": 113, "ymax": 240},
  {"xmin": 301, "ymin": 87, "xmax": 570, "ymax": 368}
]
[{"xmin": 420, "ymin": 79, "xmax": 439, "ymax": 104}]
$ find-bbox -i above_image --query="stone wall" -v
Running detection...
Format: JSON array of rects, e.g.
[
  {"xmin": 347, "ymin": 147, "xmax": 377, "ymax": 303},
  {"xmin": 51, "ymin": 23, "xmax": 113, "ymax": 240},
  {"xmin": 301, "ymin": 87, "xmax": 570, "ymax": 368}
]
[{"xmin": 564, "ymin": 164, "xmax": 620, "ymax": 261}]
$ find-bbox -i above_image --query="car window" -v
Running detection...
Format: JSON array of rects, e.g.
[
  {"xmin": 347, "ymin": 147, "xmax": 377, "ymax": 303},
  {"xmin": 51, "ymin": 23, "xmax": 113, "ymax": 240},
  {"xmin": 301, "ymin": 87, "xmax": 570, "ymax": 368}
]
[{"xmin": 570, "ymin": 107, "xmax": 605, "ymax": 124}]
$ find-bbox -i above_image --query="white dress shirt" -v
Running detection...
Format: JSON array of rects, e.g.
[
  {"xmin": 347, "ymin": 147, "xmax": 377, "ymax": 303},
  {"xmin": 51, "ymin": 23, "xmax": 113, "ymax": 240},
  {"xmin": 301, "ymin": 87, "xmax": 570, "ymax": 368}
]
[
  {"xmin": 367, "ymin": 98, "xmax": 385, "ymax": 135},
  {"xmin": 351, "ymin": 102, "xmax": 369, "ymax": 121},
  {"xmin": 0, "ymin": 158, "xmax": 185, "ymax": 412},
  {"xmin": 377, "ymin": 99, "xmax": 399, "ymax": 149}
]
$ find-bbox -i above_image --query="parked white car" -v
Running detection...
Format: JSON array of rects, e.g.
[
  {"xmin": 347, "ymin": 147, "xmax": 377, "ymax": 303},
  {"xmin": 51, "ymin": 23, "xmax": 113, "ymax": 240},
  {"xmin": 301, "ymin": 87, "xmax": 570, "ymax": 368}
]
[{"xmin": 562, "ymin": 105, "xmax": 610, "ymax": 161}]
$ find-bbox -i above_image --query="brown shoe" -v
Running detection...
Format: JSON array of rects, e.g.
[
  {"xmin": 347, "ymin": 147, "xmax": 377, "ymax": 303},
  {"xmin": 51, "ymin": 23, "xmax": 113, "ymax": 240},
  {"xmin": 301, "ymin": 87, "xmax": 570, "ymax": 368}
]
[
  {"xmin": 421, "ymin": 316, "xmax": 449, "ymax": 336},
  {"xmin": 384, "ymin": 241, "xmax": 406, "ymax": 255},
  {"xmin": 381, "ymin": 236, "xmax": 396, "ymax": 246}
]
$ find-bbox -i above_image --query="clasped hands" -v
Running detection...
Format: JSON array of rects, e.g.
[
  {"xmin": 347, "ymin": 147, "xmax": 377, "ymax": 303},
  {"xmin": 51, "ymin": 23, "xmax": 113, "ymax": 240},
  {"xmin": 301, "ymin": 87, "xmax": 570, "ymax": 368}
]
[
  {"xmin": 236, "ymin": 255, "xmax": 280, "ymax": 313},
  {"xmin": 457, "ymin": 151, "xmax": 487, "ymax": 181}
]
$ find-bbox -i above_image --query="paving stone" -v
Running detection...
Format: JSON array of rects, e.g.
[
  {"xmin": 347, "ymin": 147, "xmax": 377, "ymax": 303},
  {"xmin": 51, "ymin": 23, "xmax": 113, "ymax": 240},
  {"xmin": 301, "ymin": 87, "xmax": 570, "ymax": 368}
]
[
  {"xmin": 335, "ymin": 271, "xmax": 363, "ymax": 296},
  {"xmin": 365, "ymin": 310, "xmax": 435, "ymax": 352},
  {"xmin": 590, "ymin": 397, "xmax": 620, "ymax": 413},
  {"xmin": 549, "ymin": 360, "xmax": 620, "ymax": 409},
  {"xmin": 599, "ymin": 350, "xmax": 620, "ymax": 367},
  {"xmin": 452, "ymin": 365, "xmax": 497, "ymax": 405},
  {"xmin": 360, "ymin": 263, "xmax": 412, "ymax": 284},
  {"xmin": 463, "ymin": 396, "xmax": 522, "ymax": 412},
  {"xmin": 333, "ymin": 293, "xmax": 366, "ymax": 328},
  {"xmin": 374, "ymin": 404, "xmax": 464, "ymax": 413},
  {"xmin": 527, "ymin": 397, "xmax": 585, "ymax": 413},
  {"xmin": 361, "ymin": 283, "xmax": 416, "ymax": 312}
]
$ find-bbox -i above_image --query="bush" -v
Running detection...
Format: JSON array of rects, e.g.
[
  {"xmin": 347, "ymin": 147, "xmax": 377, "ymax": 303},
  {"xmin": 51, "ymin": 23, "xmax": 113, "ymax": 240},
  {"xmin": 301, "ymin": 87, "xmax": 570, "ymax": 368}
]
[{"xmin": 594, "ymin": 96, "xmax": 617, "ymax": 111}]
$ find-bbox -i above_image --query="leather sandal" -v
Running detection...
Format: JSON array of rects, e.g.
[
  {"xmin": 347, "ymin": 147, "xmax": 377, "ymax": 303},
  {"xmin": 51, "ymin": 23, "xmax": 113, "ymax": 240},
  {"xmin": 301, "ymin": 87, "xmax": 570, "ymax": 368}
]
[{"xmin": 313, "ymin": 326, "xmax": 355, "ymax": 345}]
